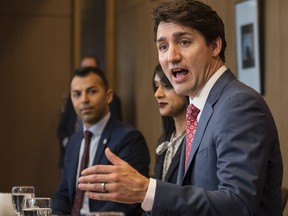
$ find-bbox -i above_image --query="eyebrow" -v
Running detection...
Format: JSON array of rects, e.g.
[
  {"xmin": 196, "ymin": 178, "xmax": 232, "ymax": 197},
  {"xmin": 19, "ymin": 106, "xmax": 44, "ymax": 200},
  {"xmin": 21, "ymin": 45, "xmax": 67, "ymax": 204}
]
[
  {"xmin": 71, "ymin": 86, "xmax": 96, "ymax": 93},
  {"xmin": 71, "ymin": 89, "xmax": 80, "ymax": 93},
  {"xmin": 157, "ymin": 31, "xmax": 191, "ymax": 43}
]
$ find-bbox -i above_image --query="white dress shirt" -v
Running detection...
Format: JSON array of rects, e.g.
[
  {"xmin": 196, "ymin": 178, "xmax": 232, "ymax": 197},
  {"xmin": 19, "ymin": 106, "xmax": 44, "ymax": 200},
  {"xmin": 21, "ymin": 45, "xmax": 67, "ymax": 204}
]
[{"xmin": 76, "ymin": 112, "xmax": 111, "ymax": 214}]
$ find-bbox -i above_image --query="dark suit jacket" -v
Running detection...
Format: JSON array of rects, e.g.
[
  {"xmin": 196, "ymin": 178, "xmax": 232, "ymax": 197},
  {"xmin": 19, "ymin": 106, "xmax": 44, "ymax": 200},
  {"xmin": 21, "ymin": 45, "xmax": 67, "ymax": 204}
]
[
  {"xmin": 151, "ymin": 70, "xmax": 283, "ymax": 216},
  {"xmin": 57, "ymin": 97, "xmax": 78, "ymax": 168},
  {"xmin": 52, "ymin": 116, "xmax": 150, "ymax": 216},
  {"xmin": 57, "ymin": 95, "xmax": 122, "ymax": 169},
  {"xmin": 154, "ymin": 139, "xmax": 183, "ymax": 183}
]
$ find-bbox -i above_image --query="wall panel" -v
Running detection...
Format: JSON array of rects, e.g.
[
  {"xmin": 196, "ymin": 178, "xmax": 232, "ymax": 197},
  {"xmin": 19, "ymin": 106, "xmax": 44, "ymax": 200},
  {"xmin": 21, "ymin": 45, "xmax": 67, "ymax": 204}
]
[{"xmin": 0, "ymin": 0, "xmax": 72, "ymax": 197}]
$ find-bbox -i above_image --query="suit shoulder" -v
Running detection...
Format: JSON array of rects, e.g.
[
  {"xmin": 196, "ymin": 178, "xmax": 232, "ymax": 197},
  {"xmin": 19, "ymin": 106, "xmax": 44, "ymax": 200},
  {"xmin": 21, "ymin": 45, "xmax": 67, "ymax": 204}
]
[{"xmin": 111, "ymin": 119, "xmax": 143, "ymax": 134}]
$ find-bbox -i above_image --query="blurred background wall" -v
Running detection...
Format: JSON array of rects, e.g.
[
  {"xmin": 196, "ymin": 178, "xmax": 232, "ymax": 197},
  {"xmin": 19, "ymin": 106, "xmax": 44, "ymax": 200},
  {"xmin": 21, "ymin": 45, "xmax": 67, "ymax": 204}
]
[
  {"xmin": 0, "ymin": 0, "xmax": 287, "ymax": 213},
  {"xmin": 0, "ymin": 0, "xmax": 72, "ymax": 197}
]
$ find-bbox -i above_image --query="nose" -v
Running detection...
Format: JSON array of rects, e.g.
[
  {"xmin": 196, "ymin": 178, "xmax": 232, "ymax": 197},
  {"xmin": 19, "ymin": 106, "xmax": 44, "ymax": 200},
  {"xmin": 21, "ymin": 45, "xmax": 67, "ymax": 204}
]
[
  {"xmin": 154, "ymin": 86, "xmax": 164, "ymax": 98},
  {"xmin": 167, "ymin": 44, "xmax": 181, "ymax": 64},
  {"xmin": 80, "ymin": 93, "xmax": 89, "ymax": 103}
]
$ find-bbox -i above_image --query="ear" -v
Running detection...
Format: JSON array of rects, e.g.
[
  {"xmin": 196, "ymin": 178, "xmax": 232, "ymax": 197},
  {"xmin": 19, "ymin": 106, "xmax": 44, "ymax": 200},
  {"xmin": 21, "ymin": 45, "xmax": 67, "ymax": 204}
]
[
  {"xmin": 211, "ymin": 36, "xmax": 222, "ymax": 57},
  {"xmin": 106, "ymin": 89, "xmax": 113, "ymax": 104}
]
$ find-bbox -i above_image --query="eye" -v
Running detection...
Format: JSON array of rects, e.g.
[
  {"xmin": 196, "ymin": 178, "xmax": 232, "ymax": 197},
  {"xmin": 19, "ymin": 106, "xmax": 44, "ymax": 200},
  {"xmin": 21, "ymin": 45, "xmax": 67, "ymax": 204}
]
[
  {"xmin": 88, "ymin": 88, "xmax": 97, "ymax": 95},
  {"xmin": 179, "ymin": 39, "xmax": 191, "ymax": 47},
  {"xmin": 154, "ymin": 81, "xmax": 159, "ymax": 88},
  {"xmin": 158, "ymin": 43, "xmax": 168, "ymax": 52},
  {"xmin": 71, "ymin": 92, "xmax": 80, "ymax": 99},
  {"xmin": 163, "ymin": 84, "xmax": 173, "ymax": 89}
]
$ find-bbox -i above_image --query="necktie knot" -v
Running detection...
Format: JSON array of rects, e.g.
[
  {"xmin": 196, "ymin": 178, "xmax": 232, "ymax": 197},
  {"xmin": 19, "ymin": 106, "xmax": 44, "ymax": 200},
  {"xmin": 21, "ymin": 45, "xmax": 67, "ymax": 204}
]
[
  {"xmin": 84, "ymin": 130, "xmax": 92, "ymax": 141},
  {"xmin": 186, "ymin": 104, "xmax": 200, "ymax": 121}
]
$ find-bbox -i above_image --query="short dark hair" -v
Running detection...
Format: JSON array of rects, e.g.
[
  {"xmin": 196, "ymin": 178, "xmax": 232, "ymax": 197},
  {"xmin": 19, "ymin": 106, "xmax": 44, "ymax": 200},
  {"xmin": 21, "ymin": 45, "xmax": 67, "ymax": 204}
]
[
  {"xmin": 72, "ymin": 66, "xmax": 109, "ymax": 90},
  {"xmin": 152, "ymin": 0, "xmax": 227, "ymax": 62}
]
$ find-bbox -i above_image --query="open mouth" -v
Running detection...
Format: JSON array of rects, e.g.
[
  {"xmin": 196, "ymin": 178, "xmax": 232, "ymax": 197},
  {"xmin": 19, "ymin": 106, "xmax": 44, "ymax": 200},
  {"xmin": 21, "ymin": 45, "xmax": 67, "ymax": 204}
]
[{"xmin": 172, "ymin": 68, "xmax": 189, "ymax": 78}]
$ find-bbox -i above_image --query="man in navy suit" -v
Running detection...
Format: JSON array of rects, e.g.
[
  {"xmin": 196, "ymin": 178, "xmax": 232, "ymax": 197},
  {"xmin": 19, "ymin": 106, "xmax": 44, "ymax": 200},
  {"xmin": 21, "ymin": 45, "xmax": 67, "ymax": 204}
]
[
  {"xmin": 77, "ymin": 0, "xmax": 283, "ymax": 215},
  {"xmin": 52, "ymin": 67, "xmax": 150, "ymax": 216},
  {"xmin": 57, "ymin": 56, "xmax": 122, "ymax": 169}
]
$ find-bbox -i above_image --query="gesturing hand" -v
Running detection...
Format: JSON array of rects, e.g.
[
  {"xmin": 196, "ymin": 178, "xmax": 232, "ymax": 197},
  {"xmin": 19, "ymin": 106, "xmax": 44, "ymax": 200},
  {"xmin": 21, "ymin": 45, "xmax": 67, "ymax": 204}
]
[{"xmin": 78, "ymin": 148, "xmax": 150, "ymax": 204}]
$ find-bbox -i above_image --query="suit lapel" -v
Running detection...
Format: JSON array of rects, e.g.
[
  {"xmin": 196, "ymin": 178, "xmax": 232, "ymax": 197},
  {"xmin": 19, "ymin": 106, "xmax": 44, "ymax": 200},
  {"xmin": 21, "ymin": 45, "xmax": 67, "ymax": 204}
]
[
  {"xmin": 164, "ymin": 140, "xmax": 183, "ymax": 182},
  {"xmin": 177, "ymin": 142, "xmax": 186, "ymax": 185},
  {"xmin": 67, "ymin": 132, "xmax": 83, "ymax": 196},
  {"xmin": 92, "ymin": 116, "xmax": 114, "ymax": 165},
  {"xmin": 184, "ymin": 104, "xmax": 213, "ymax": 175},
  {"xmin": 180, "ymin": 70, "xmax": 236, "ymax": 183},
  {"xmin": 70, "ymin": 133, "xmax": 83, "ymax": 171},
  {"xmin": 154, "ymin": 153, "xmax": 165, "ymax": 180}
]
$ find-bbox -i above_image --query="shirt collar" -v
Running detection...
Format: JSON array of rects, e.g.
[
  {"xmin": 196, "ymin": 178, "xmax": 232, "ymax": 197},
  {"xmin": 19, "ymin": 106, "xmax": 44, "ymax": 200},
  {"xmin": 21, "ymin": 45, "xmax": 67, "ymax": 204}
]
[
  {"xmin": 191, "ymin": 65, "xmax": 227, "ymax": 111},
  {"xmin": 83, "ymin": 112, "xmax": 111, "ymax": 137}
]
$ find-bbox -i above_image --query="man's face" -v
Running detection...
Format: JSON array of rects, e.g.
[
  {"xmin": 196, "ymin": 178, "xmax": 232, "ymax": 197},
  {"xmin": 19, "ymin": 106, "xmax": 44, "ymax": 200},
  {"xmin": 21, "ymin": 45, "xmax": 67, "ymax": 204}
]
[
  {"xmin": 156, "ymin": 22, "xmax": 221, "ymax": 98},
  {"xmin": 71, "ymin": 73, "xmax": 112, "ymax": 128}
]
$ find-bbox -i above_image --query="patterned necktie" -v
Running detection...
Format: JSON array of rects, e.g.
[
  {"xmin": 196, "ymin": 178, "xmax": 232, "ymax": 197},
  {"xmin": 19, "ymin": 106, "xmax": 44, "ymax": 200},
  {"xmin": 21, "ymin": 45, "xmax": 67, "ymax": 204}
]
[
  {"xmin": 185, "ymin": 104, "xmax": 200, "ymax": 169},
  {"xmin": 72, "ymin": 130, "xmax": 92, "ymax": 216}
]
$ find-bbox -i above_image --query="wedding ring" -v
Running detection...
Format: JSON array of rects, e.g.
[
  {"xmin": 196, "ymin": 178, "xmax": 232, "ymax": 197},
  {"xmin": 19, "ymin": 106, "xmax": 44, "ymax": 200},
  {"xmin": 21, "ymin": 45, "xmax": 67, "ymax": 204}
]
[{"xmin": 100, "ymin": 182, "xmax": 108, "ymax": 193}]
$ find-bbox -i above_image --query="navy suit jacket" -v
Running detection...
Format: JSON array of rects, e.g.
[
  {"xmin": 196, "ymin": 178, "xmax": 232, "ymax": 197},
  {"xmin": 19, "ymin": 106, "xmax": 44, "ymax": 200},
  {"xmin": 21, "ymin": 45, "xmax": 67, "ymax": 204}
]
[
  {"xmin": 151, "ymin": 70, "xmax": 283, "ymax": 216},
  {"xmin": 52, "ymin": 116, "xmax": 150, "ymax": 216}
]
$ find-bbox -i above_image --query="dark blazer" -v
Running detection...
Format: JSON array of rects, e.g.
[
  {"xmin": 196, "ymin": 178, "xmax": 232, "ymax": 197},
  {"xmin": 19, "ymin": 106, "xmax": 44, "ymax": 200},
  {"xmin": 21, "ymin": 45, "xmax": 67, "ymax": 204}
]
[
  {"xmin": 52, "ymin": 116, "xmax": 150, "ymax": 216},
  {"xmin": 154, "ymin": 139, "xmax": 183, "ymax": 183},
  {"xmin": 57, "ymin": 95, "xmax": 123, "ymax": 169},
  {"xmin": 151, "ymin": 70, "xmax": 283, "ymax": 216},
  {"xmin": 57, "ymin": 97, "xmax": 78, "ymax": 168}
]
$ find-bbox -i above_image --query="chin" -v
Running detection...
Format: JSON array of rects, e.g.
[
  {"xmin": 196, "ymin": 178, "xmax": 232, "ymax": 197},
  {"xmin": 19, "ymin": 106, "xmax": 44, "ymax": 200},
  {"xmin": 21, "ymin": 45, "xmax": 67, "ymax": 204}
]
[{"xmin": 174, "ymin": 89, "xmax": 186, "ymax": 97}]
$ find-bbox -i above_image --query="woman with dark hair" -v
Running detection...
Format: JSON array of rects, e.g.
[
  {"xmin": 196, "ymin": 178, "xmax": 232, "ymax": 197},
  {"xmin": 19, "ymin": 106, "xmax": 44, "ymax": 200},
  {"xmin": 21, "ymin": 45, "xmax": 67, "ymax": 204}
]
[{"xmin": 152, "ymin": 64, "xmax": 189, "ymax": 183}]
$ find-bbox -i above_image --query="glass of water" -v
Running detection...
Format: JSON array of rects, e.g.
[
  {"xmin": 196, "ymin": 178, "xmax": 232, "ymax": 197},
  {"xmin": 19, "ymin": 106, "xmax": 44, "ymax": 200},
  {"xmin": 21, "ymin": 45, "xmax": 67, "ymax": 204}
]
[
  {"xmin": 11, "ymin": 186, "xmax": 35, "ymax": 216},
  {"xmin": 22, "ymin": 197, "xmax": 52, "ymax": 216}
]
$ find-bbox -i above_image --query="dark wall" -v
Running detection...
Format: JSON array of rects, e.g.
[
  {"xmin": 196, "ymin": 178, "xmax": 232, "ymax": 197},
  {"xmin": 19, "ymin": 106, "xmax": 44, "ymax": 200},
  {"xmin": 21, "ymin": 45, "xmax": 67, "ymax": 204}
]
[
  {"xmin": 0, "ymin": 0, "xmax": 72, "ymax": 197},
  {"xmin": 80, "ymin": 0, "xmax": 106, "ymax": 70}
]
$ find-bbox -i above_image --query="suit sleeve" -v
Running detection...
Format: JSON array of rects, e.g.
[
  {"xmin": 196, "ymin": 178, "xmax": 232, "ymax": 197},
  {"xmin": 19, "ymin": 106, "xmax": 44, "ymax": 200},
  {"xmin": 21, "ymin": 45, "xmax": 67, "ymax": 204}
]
[
  {"xmin": 51, "ymin": 167, "xmax": 72, "ymax": 215},
  {"xmin": 52, "ymin": 135, "xmax": 79, "ymax": 215}
]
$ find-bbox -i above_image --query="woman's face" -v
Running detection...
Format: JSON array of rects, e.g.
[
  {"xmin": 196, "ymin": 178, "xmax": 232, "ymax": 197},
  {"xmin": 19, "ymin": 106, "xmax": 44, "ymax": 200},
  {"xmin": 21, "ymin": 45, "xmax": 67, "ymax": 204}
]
[{"xmin": 154, "ymin": 73, "xmax": 187, "ymax": 117}]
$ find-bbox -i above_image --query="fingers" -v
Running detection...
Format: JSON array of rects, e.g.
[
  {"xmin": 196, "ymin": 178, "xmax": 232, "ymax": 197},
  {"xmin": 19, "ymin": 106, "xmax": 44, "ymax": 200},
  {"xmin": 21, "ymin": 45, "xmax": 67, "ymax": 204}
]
[
  {"xmin": 105, "ymin": 148, "xmax": 127, "ymax": 166},
  {"xmin": 78, "ymin": 182, "xmax": 108, "ymax": 193},
  {"xmin": 80, "ymin": 148, "xmax": 127, "ymax": 176},
  {"xmin": 78, "ymin": 173, "xmax": 109, "ymax": 184},
  {"xmin": 81, "ymin": 164, "xmax": 112, "ymax": 176},
  {"xmin": 84, "ymin": 191, "xmax": 133, "ymax": 204}
]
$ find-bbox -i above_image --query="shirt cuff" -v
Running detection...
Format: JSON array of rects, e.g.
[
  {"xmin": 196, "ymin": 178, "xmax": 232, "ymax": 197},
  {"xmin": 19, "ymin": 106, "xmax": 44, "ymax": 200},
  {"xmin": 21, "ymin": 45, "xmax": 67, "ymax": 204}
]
[{"xmin": 141, "ymin": 178, "xmax": 156, "ymax": 211}]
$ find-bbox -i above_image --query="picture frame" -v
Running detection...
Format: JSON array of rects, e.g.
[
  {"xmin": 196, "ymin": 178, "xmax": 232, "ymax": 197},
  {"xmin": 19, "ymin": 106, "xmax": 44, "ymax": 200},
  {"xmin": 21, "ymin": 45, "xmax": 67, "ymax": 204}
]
[{"xmin": 235, "ymin": 0, "xmax": 264, "ymax": 94}]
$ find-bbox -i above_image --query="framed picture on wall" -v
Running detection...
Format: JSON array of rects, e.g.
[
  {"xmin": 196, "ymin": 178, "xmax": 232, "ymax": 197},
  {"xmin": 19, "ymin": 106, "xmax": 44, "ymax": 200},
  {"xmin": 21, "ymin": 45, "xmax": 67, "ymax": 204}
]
[{"xmin": 235, "ymin": 0, "xmax": 263, "ymax": 94}]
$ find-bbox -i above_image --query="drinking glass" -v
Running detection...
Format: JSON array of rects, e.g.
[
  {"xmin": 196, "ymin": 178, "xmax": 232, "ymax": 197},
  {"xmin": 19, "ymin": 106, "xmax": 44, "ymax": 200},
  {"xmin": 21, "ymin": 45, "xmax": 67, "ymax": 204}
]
[
  {"xmin": 11, "ymin": 186, "xmax": 35, "ymax": 216},
  {"xmin": 22, "ymin": 197, "xmax": 52, "ymax": 216},
  {"xmin": 86, "ymin": 212, "xmax": 125, "ymax": 216}
]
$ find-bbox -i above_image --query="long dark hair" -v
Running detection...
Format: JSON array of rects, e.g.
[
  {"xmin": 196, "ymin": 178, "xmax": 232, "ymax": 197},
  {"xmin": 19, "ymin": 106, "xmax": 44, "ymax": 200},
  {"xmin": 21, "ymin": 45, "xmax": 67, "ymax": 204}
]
[{"xmin": 152, "ymin": 64, "xmax": 189, "ymax": 144}]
